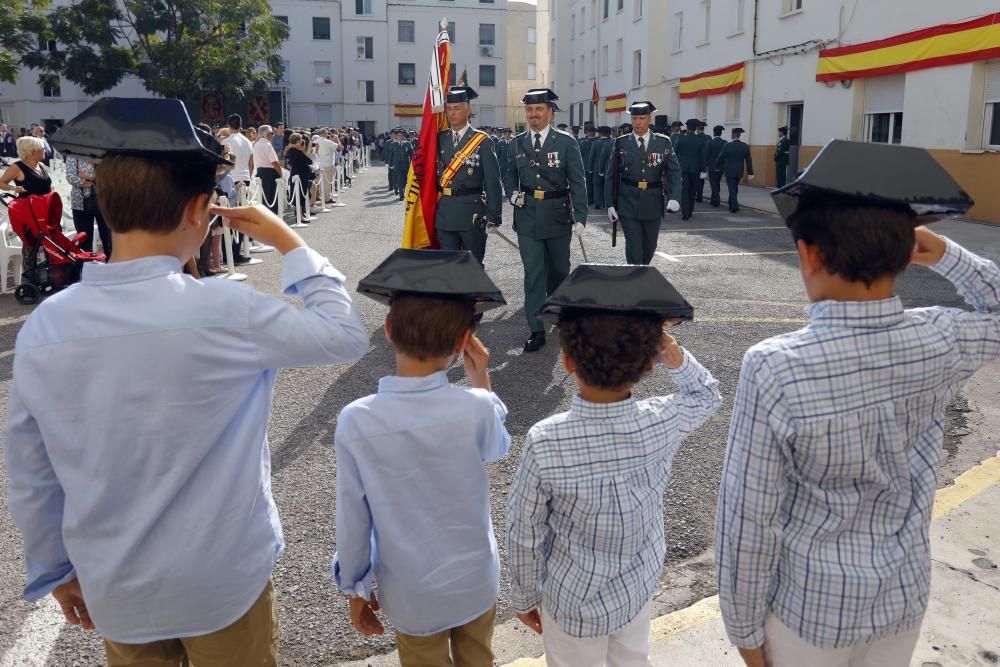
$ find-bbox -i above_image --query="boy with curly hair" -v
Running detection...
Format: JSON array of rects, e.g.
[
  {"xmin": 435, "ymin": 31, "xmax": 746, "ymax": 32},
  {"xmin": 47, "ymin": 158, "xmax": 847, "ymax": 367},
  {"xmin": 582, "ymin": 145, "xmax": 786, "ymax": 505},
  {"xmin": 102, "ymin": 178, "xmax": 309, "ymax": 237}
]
[{"xmin": 505, "ymin": 265, "xmax": 722, "ymax": 667}]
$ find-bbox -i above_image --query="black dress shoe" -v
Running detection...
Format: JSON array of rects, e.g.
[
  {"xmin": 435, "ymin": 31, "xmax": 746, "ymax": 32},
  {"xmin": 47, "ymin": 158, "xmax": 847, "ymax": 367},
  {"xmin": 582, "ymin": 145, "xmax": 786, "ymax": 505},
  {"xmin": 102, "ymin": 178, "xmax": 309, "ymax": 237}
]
[{"xmin": 524, "ymin": 330, "xmax": 546, "ymax": 352}]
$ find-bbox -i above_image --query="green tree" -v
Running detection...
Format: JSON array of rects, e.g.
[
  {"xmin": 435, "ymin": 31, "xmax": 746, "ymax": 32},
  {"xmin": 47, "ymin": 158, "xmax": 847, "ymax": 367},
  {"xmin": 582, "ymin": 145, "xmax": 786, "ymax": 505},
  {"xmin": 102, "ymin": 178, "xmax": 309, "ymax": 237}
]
[
  {"xmin": 24, "ymin": 0, "xmax": 289, "ymax": 99},
  {"xmin": 0, "ymin": 0, "xmax": 51, "ymax": 84}
]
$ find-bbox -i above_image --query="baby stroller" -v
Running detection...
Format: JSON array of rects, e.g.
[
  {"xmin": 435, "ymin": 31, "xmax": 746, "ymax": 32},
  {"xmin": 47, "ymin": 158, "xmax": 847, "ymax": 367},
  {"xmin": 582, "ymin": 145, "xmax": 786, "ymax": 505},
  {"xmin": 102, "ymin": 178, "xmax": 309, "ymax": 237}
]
[{"xmin": 1, "ymin": 191, "xmax": 105, "ymax": 305}]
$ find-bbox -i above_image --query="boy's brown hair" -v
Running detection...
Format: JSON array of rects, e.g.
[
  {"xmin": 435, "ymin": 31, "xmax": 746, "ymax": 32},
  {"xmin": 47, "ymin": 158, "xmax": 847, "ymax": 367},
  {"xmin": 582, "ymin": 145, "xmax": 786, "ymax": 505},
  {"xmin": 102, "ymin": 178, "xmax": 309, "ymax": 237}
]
[
  {"xmin": 96, "ymin": 156, "xmax": 215, "ymax": 234},
  {"xmin": 387, "ymin": 294, "xmax": 476, "ymax": 361},
  {"xmin": 788, "ymin": 201, "xmax": 916, "ymax": 287},
  {"xmin": 559, "ymin": 310, "xmax": 664, "ymax": 389}
]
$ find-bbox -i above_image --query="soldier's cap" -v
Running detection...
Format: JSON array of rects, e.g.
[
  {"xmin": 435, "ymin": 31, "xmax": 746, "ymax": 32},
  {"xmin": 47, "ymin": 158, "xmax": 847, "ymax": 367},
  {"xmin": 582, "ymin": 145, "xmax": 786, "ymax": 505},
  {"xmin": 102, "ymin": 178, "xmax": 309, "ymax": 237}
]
[
  {"xmin": 446, "ymin": 86, "xmax": 479, "ymax": 103},
  {"xmin": 50, "ymin": 98, "xmax": 233, "ymax": 181},
  {"xmin": 732, "ymin": 127, "xmax": 746, "ymax": 134},
  {"xmin": 772, "ymin": 139, "xmax": 974, "ymax": 221},
  {"xmin": 538, "ymin": 264, "xmax": 694, "ymax": 324},
  {"xmin": 685, "ymin": 118, "xmax": 701, "ymax": 129},
  {"xmin": 628, "ymin": 101, "xmax": 656, "ymax": 116},
  {"xmin": 571, "ymin": 125, "xmax": 582, "ymax": 131},
  {"xmin": 778, "ymin": 125, "xmax": 789, "ymax": 132},
  {"xmin": 619, "ymin": 123, "xmax": 633, "ymax": 132},
  {"xmin": 670, "ymin": 121, "xmax": 683, "ymax": 129},
  {"xmin": 357, "ymin": 249, "xmax": 506, "ymax": 314},
  {"xmin": 522, "ymin": 88, "xmax": 560, "ymax": 105},
  {"xmin": 557, "ymin": 123, "xmax": 569, "ymax": 129},
  {"xmin": 713, "ymin": 125, "xmax": 726, "ymax": 133},
  {"xmin": 598, "ymin": 125, "xmax": 613, "ymax": 136}
]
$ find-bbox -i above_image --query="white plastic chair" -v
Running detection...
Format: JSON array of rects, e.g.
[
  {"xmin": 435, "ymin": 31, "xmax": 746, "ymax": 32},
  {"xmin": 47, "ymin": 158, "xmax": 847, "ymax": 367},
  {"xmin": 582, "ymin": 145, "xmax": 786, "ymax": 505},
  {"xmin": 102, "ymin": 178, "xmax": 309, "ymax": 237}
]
[{"xmin": 0, "ymin": 221, "xmax": 23, "ymax": 293}]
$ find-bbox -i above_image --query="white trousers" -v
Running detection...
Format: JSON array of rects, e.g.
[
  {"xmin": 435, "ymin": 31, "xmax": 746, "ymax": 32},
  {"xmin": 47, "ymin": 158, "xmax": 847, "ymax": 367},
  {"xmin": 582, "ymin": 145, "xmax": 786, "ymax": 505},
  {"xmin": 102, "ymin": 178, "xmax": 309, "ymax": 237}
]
[
  {"xmin": 541, "ymin": 601, "xmax": 651, "ymax": 667},
  {"xmin": 763, "ymin": 614, "xmax": 921, "ymax": 667}
]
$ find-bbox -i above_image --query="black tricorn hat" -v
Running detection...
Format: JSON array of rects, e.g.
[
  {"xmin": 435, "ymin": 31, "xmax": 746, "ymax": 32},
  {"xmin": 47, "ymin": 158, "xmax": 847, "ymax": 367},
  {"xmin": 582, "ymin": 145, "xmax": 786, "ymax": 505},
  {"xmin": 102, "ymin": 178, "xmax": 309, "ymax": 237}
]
[
  {"xmin": 628, "ymin": 101, "xmax": 657, "ymax": 116},
  {"xmin": 50, "ymin": 98, "xmax": 233, "ymax": 171},
  {"xmin": 446, "ymin": 86, "xmax": 479, "ymax": 103},
  {"xmin": 619, "ymin": 122, "xmax": 633, "ymax": 132},
  {"xmin": 685, "ymin": 118, "xmax": 701, "ymax": 129},
  {"xmin": 772, "ymin": 140, "xmax": 974, "ymax": 221},
  {"xmin": 357, "ymin": 249, "xmax": 506, "ymax": 314},
  {"xmin": 538, "ymin": 264, "xmax": 694, "ymax": 324},
  {"xmin": 732, "ymin": 127, "xmax": 746, "ymax": 134},
  {"xmin": 522, "ymin": 88, "xmax": 559, "ymax": 105},
  {"xmin": 598, "ymin": 125, "xmax": 613, "ymax": 135}
]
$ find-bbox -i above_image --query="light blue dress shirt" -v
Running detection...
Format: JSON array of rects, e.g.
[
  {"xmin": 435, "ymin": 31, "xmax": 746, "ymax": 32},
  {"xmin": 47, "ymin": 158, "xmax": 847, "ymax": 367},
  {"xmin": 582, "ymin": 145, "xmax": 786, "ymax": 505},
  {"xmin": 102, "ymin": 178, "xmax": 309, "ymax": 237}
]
[
  {"xmin": 333, "ymin": 371, "xmax": 511, "ymax": 636},
  {"xmin": 506, "ymin": 351, "xmax": 722, "ymax": 638},
  {"xmin": 717, "ymin": 239, "xmax": 1000, "ymax": 649},
  {"xmin": 4, "ymin": 248, "xmax": 368, "ymax": 643}
]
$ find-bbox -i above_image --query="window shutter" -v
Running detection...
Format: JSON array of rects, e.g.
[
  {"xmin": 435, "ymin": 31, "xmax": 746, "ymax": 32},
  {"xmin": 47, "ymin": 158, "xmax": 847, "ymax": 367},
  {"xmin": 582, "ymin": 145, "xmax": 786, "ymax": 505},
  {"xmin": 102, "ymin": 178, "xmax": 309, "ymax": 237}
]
[
  {"xmin": 986, "ymin": 60, "xmax": 1000, "ymax": 103},
  {"xmin": 864, "ymin": 74, "xmax": 905, "ymax": 114}
]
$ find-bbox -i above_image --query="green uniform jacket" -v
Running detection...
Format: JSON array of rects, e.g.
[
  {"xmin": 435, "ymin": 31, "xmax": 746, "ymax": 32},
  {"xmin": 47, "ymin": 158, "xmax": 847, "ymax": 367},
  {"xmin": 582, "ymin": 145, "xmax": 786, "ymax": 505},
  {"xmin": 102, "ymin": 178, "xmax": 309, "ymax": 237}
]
[
  {"xmin": 393, "ymin": 140, "xmax": 413, "ymax": 175},
  {"xmin": 587, "ymin": 137, "xmax": 610, "ymax": 176},
  {"xmin": 603, "ymin": 132, "xmax": 682, "ymax": 220},
  {"xmin": 496, "ymin": 139, "xmax": 510, "ymax": 175},
  {"xmin": 673, "ymin": 133, "xmax": 707, "ymax": 174},
  {"xmin": 579, "ymin": 137, "xmax": 594, "ymax": 173},
  {"xmin": 775, "ymin": 136, "xmax": 790, "ymax": 163},
  {"xmin": 383, "ymin": 140, "xmax": 397, "ymax": 168},
  {"xmin": 503, "ymin": 127, "xmax": 589, "ymax": 240},
  {"xmin": 716, "ymin": 140, "xmax": 754, "ymax": 179},
  {"xmin": 703, "ymin": 137, "xmax": 727, "ymax": 172},
  {"xmin": 435, "ymin": 127, "xmax": 503, "ymax": 232}
]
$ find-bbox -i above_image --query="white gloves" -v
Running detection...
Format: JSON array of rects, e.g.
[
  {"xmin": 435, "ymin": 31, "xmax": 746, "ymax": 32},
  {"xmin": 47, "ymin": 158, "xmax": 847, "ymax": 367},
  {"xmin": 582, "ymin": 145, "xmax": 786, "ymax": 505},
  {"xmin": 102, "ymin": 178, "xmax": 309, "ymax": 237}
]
[
  {"xmin": 747, "ymin": 174, "xmax": 754, "ymax": 182},
  {"xmin": 510, "ymin": 191, "xmax": 525, "ymax": 208},
  {"xmin": 666, "ymin": 200, "xmax": 680, "ymax": 213},
  {"xmin": 699, "ymin": 171, "xmax": 708, "ymax": 180},
  {"xmin": 573, "ymin": 223, "xmax": 586, "ymax": 237},
  {"xmin": 607, "ymin": 206, "xmax": 620, "ymax": 223}
]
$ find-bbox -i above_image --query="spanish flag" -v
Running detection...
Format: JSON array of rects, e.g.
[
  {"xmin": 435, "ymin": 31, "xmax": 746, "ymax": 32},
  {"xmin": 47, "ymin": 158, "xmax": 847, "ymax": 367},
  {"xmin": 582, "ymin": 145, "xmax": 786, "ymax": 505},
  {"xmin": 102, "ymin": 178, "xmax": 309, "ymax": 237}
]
[
  {"xmin": 394, "ymin": 104, "xmax": 423, "ymax": 117},
  {"xmin": 817, "ymin": 12, "xmax": 1000, "ymax": 82},
  {"xmin": 401, "ymin": 24, "xmax": 451, "ymax": 250},
  {"xmin": 679, "ymin": 62, "xmax": 745, "ymax": 98},
  {"xmin": 605, "ymin": 93, "xmax": 627, "ymax": 113}
]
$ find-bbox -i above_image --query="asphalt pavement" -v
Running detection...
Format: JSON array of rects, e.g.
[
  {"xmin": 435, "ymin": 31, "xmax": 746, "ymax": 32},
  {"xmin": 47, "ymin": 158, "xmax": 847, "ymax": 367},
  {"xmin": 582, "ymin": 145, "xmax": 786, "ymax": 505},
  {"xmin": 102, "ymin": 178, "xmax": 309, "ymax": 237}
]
[{"xmin": 0, "ymin": 166, "xmax": 997, "ymax": 666}]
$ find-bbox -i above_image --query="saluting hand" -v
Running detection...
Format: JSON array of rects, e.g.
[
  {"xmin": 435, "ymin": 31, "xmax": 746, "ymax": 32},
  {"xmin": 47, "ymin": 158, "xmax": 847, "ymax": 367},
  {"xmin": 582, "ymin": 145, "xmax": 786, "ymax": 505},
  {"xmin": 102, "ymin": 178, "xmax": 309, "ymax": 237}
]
[
  {"xmin": 208, "ymin": 204, "xmax": 306, "ymax": 255},
  {"xmin": 910, "ymin": 226, "xmax": 948, "ymax": 267},
  {"xmin": 659, "ymin": 328, "xmax": 685, "ymax": 370},
  {"xmin": 463, "ymin": 334, "xmax": 491, "ymax": 391}
]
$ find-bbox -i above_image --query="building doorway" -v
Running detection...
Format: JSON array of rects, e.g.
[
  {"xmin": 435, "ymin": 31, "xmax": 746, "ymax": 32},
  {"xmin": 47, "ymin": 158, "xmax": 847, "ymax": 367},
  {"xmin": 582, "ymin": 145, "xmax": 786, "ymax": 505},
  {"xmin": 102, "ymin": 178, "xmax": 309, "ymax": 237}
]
[{"xmin": 785, "ymin": 103, "xmax": 804, "ymax": 178}]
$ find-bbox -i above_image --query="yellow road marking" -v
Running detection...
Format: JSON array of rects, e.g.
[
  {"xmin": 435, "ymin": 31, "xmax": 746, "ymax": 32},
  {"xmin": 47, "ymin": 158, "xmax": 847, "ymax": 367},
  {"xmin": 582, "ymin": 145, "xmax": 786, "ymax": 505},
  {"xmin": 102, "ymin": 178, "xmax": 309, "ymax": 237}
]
[
  {"xmin": 649, "ymin": 595, "xmax": 721, "ymax": 642},
  {"xmin": 933, "ymin": 451, "xmax": 1000, "ymax": 519}
]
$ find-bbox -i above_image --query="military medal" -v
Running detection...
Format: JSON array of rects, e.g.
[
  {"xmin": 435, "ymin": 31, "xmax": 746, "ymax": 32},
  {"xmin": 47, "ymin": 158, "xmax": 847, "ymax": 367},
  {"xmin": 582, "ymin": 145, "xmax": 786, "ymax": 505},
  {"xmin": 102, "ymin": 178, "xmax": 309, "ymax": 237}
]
[{"xmin": 468, "ymin": 167, "xmax": 474, "ymax": 175}]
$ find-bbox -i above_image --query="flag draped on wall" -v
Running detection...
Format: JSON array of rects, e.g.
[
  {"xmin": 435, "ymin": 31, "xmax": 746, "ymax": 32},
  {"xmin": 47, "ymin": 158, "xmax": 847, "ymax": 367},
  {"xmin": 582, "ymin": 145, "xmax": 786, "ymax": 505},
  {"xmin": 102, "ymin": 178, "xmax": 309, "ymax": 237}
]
[
  {"xmin": 394, "ymin": 104, "xmax": 423, "ymax": 117},
  {"xmin": 401, "ymin": 23, "xmax": 451, "ymax": 250},
  {"xmin": 816, "ymin": 11, "xmax": 1000, "ymax": 82},
  {"xmin": 604, "ymin": 93, "xmax": 626, "ymax": 113},
  {"xmin": 679, "ymin": 62, "xmax": 745, "ymax": 98}
]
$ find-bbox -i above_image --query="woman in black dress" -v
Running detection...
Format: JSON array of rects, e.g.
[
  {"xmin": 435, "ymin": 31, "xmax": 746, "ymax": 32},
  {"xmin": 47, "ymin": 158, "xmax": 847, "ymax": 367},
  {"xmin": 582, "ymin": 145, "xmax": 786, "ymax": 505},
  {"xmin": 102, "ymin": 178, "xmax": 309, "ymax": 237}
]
[
  {"xmin": 284, "ymin": 133, "xmax": 316, "ymax": 223},
  {"xmin": 0, "ymin": 136, "xmax": 52, "ymax": 198}
]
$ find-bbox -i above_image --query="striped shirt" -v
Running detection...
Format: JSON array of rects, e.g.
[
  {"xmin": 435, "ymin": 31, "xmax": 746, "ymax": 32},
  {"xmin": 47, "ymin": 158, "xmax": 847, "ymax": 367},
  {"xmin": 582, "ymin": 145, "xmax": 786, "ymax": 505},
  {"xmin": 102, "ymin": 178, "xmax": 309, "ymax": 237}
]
[
  {"xmin": 717, "ymin": 239, "xmax": 1000, "ymax": 649},
  {"xmin": 506, "ymin": 351, "xmax": 721, "ymax": 638}
]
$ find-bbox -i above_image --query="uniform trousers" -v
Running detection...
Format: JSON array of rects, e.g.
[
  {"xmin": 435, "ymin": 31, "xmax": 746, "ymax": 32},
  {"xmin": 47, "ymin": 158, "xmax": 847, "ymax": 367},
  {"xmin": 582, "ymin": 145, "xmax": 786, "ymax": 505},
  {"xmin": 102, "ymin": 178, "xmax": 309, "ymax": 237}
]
[
  {"xmin": 540, "ymin": 601, "xmax": 651, "ymax": 667},
  {"xmin": 388, "ymin": 165, "xmax": 395, "ymax": 189},
  {"xmin": 395, "ymin": 605, "xmax": 496, "ymax": 667},
  {"xmin": 696, "ymin": 175, "xmax": 705, "ymax": 202},
  {"xmin": 586, "ymin": 171, "xmax": 595, "ymax": 205},
  {"xmin": 763, "ymin": 614, "xmax": 920, "ymax": 667},
  {"xmin": 104, "ymin": 580, "xmax": 278, "ymax": 667},
  {"xmin": 726, "ymin": 176, "xmax": 742, "ymax": 212},
  {"xmin": 775, "ymin": 160, "xmax": 789, "ymax": 189},
  {"xmin": 708, "ymin": 171, "xmax": 723, "ymax": 207},
  {"xmin": 680, "ymin": 171, "xmax": 700, "ymax": 219},
  {"xmin": 438, "ymin": 227, "xmax": 487, "ymax": 265},
  {"xmin": 620, "ymin": 217, "xmax": 661, "ymax": 265},
  {"xmin": 517, "ymin": 232, "xmax": 571, "ymax": 332}
]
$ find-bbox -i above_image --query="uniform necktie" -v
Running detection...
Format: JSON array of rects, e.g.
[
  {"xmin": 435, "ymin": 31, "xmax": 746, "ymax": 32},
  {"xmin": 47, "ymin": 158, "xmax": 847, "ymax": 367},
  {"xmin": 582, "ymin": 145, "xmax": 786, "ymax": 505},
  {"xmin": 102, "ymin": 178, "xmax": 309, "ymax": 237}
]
[
  {"xmin": 534, "ymin": 133, "xmax": 542, "ymax": 151},
  {"xmin": 638, "ymin": 136, "xmax": 646, "ymax": 154},
  {"xmin": 454, "ymin": 131, "xmax": 461, "ymax": 146}
]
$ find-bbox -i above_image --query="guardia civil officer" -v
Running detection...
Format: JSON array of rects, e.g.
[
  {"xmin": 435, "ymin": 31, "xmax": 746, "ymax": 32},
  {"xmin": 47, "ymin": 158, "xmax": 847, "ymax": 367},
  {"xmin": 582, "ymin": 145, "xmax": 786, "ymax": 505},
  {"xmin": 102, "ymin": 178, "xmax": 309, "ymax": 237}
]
[
  {"xmin": 589, "ymin": 125, "xmax": 613, "ymax": 210},
  {"xmin": 503, "ymin": 88, "xmax": 588, "ymax": 352},
  {"xmin": 702, "ymin": 125, "xmax": 728, "ymax": 207},
  {"xmin": 775, "ymin": 125, "xmax": 791, "ymax": 188},
  {"xmin": 383, "ymin": 129, "xmax": 399, "ymax": 190},
  {"xmin": 673, "ymin": 118, "xmax": 708, "ymax": 220},
  {"xmin": 434, "ymin": 86, "xmax": 502, "ymax": 265},
  {"xmin": 604, "ymin": 101, "xmax": 682, "ymax": 265},
  {"xmin": 393, "ymin": 130, "xmax": 414, "ymax": 200},
  {"xmin": 580, "ymin": 124, "xmax": 598, "ymax": 206},
  {"xmin": 694, "ymin": 121, "xmax": 710, "ymax": 202},
  {"xmin": 715, "ymin": 127, "xmax": 754, "ymax": 212}
]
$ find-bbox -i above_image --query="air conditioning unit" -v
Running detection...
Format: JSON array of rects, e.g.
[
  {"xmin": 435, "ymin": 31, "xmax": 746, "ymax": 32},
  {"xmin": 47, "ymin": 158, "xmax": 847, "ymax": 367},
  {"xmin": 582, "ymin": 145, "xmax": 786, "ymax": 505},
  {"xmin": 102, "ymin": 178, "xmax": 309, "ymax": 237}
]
[{"xmin": 480, "ymin": 46, "xmax": 493, "ymax": 57}]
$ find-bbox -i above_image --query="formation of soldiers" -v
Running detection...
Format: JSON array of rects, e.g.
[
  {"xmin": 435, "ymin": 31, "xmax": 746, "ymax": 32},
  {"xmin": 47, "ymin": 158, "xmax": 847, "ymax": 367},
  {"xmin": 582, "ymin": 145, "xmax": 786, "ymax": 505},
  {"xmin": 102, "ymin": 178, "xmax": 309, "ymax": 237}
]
[{"xmin": 382, "ymin": 128, "xmax": 418, "ymax": 200}]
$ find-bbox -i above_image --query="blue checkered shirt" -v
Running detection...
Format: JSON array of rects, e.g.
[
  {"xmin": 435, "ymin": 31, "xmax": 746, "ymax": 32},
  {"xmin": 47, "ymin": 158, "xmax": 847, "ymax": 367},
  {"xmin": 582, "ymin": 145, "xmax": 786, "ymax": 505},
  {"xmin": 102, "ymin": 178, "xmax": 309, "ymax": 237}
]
[
  {"xmin": 506, "ymin": 351, "xmax": 721, "ymax": 638},
  {"xmin": 717, "ymin": 239, "xmax": 1000, "ymax": 650}
]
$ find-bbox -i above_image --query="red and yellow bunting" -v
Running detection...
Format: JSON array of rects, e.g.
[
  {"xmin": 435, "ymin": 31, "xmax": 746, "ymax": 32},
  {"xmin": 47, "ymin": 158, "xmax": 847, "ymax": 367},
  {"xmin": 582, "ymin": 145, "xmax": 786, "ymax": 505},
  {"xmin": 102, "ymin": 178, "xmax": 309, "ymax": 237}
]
[
  {"xmin": 394, "ymin": 104, "xmax": 423, "ymax": 117},
  {"xmin": 679, "ymin": 62, "xmax": 745, "ymax": 99},
  {"xmin": 817, "ymin": 12, "xmax": 1000, "ymax": 82},
  {"xmin": 605, "ymin": 93, "xmax": 627, "ymax": 113}
]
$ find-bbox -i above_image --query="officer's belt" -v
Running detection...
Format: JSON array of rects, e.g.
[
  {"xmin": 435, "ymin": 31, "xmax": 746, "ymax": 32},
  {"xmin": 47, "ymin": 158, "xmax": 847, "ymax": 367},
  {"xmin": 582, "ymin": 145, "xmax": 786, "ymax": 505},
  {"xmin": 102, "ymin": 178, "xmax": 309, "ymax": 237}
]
[
  {"xmin": 437, "ymin": 184, "xmax": 484, "ymax": 197},
  {"xmin": 525, "ymin": 188, "xmax": 570, "ymax": 201},
  {"xmin": 621, "ymin": 178, "xmax": 662, "ymax": 191}
]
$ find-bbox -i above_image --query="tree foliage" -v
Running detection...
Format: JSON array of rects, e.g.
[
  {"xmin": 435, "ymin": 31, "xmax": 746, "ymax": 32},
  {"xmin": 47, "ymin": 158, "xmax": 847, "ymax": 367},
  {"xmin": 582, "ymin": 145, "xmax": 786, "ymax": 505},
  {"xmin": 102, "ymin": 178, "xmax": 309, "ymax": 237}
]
[
  {"xmin": 0, "ymin": 0, "xmax": 51, "ymax": 84},
  {"xmin": 24, "ymin": 0, "xmax": 289, "ymax": 99}
]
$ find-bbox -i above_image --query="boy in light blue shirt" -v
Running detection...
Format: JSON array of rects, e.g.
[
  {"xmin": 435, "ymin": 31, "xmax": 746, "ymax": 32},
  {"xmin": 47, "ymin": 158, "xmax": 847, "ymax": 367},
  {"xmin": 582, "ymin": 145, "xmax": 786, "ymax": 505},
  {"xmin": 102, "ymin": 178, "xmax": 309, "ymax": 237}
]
[
  {"xmin": 333, "ymin": 249, "xmax": 511, "ymax": 667},
  {"xmin": 4, "ymin": 99, "xmax": 368, "ymax": 666}
]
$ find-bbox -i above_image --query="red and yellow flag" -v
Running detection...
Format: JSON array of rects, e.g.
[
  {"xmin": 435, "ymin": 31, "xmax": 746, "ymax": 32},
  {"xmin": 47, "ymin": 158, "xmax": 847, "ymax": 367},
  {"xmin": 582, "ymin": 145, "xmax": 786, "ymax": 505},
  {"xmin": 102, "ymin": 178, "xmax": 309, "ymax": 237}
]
[
  {"xmin": 679, "ymin": 62, "xmax": 745, "ymax": 98},
  {"xmin": 401, "ymin": 24, "xmax": 451, "ymax": 250},
  {"xmin": 591, "ymin": 81, "xmax": 600, "ymax": 106},
  {"xmin": 817, "ymin": 12, "xmax": 1000, "ymax": 82},
  {"xmin": 605, "ymin": 93, "xmax": 626, "ymax": 113},
  {"xmin": 394, "ymin": 104, "xmax": 423, "ymax": 117}
]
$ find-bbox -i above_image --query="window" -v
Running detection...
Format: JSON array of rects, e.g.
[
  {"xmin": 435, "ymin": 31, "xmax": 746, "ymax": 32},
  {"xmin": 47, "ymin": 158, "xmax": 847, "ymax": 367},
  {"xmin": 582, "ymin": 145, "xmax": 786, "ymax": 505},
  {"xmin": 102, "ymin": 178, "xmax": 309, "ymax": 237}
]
[
  {"xmin": 273, "ymin": 16, "xmax": 288, "ymax": 38},
  {"xmin": 355, "ymin": 0, "xmax": 372, "ymax": 15},
  {"xmin": 696, "ymin": 96, "xmax": 707, "ymax": 120},
  {"xmin": 726, "ymin": 88, "xmax": 741, "ymax": 121},
  {"xmin": 315, "ymin": 105, "xmax": 332, "ymax": 126},
  {"xmin": 450, "ymin": 63, "xmax": 458, "ymax": 85},
  {"xmin": 37, "ymin": 36, "xmax": 57, "ymax": 52},
  {"xmin": 729, "ymin": 0, "xmax": 745, "ymax": 34},
  {"xmin": 41, "ymin": 76, "xmax": 61, "ymax": 98},
  {"xmin": 314, "ymin": 61, "xmax": 332, "ymax": 84},
  {"xmin": 634, "ymin": 0, "xmax": 643, "ymax": 19},
  {"xmin": 312, "ymin": 17, "xmax": 331, "ymax": 40},
  {"xmin": 591, "ymin": 0, "xmax": 597, "ymax": 27},
  {"xmin": 580, "ymin": 7, "xmax": 585, "ymax": 32},
  {"xmin": 398, "ymin": 63, "xmax": 416, "ymax": 86},
  {"xmin": 700, "ymin": 0, "xmax": 711, "ymax": 43},
  {"xmin": 571, "ymin": 14, "xmax": 575, "ymax": 40},
  {"xmin": 528, "ymin": 27, "xmax": 537, "ymax": 44},
  {"xmin": 601, "ymin": 45, "xmax": 609, "ymax": 75},
  {"xmin": 590, "ymin": 49, "xmax": 596, "ymax": 78},
  {"xmin": 358, "ymin": 80, "xmax": 375, "ymax": 103},
  {"xmin": 528, "ymin": 63, "xmax": 537, "ymax": 80},
  {"xmin": 550, "ymin": 38, "xmax": 556, "ymax": 64},
  {"xmin": 781, "ymin": 0, "xmax": 802, "ymax": 14},
  {"xmin": 480, "ymin": 64, "xmax": 496, "ymax": 87},
  {"xmin": 479, "ymin": 24, "xmax": 495, "ymax": 45},
  {"xmin": 398, "ymin": 20, "xmax": 415, "ymax": 42},
  {"xmin": 279, "ymin": 60, "xmax": 290, "ymax": 83},
  {"xmin": 615, "ymin": 39, "xmax": 623, "ymax": 71},
  {"xmin": 580, "ymin": 54, "xmax": 585, "ymax": 82},
  {"xmin": 448, "ymin": 22, "xmax": 456, "ymax": 43},
  {"xmin": 985, "ymin": 60, "xmax": 1000, "ymax": 148},
  {"xmin": 603, "ymin": 0, "xmax": 609, "ymax": 19},
  {"xmin": 571, "ymin": 58, "xmax": 576, "ymax": 82},
  {"xmin": 864, "ymin": 74, "xmax": 905, "ymax": 144},
  {"xmin": 618, "ymin": 0, "xmax": 624, "ymax": 10},
  {"xmin": 480, "ymin": 0, "xmax": 495, "ymax": 3},
  {"xmin": 357, "ymin": 36, "xmax": 373, "ymax": 59},
  {"xmin": 672, "ymin": 11, "xmax": 684, "ymax": 52},
  {"xmin": 632, "ymin": 49, "xmax": 642, "ymax": 86}
]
